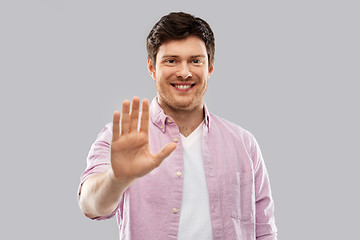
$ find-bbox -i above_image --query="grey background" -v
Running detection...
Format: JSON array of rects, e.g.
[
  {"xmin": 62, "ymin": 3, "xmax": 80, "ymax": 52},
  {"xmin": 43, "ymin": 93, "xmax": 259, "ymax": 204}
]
[{"xmin": 1, "ymin": 0, "xmax": 359, "ymax": 239}]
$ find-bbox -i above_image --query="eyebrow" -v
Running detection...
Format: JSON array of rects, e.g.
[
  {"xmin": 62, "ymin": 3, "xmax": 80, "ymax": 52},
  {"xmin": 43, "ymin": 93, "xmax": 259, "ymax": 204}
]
[
  {"xmin": 160, "ymin": 54, "xmax": 207, "ymax": 59},
  {"xmin": 190, "ymin": 55, "xmax": 207, "ymax": 59},
  {"xmin": 161, "ymin": 55, "xmax": 178, "ymax": 59}
]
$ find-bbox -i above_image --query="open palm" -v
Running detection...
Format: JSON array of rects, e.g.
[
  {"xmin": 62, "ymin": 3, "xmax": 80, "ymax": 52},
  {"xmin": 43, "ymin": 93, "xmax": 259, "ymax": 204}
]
[{"xmin": 110, "ymin": 97, "xmax": 176, "ymax": 183}]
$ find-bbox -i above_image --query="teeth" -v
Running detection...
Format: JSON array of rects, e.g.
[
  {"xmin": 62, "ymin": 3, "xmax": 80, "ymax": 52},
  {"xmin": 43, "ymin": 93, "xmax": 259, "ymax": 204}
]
[{"xmin": 175, "ymin": 85, "xmax": 191, "ymax": 89}]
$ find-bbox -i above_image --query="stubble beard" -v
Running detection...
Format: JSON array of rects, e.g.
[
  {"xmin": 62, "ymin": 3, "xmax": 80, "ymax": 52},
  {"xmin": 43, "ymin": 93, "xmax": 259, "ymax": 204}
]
[{"xmin": 156, "ymin": 76, "xmax": 207, "ymax": 116}]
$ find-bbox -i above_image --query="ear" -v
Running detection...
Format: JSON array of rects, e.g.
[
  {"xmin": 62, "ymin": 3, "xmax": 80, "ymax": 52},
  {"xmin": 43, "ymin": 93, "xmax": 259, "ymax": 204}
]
[
  {"xmin": 147, "ymin": 59, "xmax": 156, "ymax": 80},
  {"xmin": 208, "ymin": 60, "xmax": 214, "ymax": 77}
]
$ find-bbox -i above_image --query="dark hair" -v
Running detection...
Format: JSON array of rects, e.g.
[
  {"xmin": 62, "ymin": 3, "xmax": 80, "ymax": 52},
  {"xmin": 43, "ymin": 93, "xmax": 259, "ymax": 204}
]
[{"xmin": 147, "ymin": 12, "xmax": 215, "ymax": 68}]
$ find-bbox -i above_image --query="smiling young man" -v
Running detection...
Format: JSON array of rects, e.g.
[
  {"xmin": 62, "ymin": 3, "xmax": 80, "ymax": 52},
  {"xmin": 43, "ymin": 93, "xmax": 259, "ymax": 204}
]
[
  {"xmin": 79, "ymin": 12, "xmax": 278, "ymax": 240},
  {"xmin": 149, "ymin": 35, "xmax": 213, "ymax": 137}
]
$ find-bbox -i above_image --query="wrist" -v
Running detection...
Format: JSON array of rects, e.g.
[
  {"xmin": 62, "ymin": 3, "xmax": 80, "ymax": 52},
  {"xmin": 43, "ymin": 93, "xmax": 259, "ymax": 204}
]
[{"xmin": 106, "ymin": 169, "xmax": 134, "ymax": 191}]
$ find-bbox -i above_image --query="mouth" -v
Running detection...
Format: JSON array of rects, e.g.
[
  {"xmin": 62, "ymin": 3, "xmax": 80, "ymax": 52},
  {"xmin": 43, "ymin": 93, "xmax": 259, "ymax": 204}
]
[{"xmin": 171, "ymin": 83, "xmax": 195, "ymax": 91}]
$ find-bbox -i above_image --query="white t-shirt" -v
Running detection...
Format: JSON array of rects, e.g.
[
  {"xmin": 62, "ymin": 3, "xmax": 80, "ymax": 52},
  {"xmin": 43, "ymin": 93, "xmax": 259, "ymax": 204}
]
[{"xmin": 177, "ymin": 122, "xmax": 213, "ymax": 240}]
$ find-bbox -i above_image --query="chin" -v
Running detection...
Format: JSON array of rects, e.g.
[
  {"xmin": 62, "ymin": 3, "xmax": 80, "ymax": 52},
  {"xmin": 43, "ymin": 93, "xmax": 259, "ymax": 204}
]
[{"xmin": 173, "ymin": 100, "xmax": 199, "ymax": 111}]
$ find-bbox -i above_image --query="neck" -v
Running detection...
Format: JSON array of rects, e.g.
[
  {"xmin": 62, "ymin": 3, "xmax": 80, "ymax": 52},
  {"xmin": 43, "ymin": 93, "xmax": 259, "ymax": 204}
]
[{"xmin": 160, "ymin": 103, "xmax": 204, "ymax": 137}]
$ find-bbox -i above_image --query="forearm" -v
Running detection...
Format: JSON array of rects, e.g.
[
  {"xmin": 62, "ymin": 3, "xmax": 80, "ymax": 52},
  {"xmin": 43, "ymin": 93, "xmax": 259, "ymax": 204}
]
[{"xmin": 79, "ymin": 169, "xmax": 133, "ymax": 219}]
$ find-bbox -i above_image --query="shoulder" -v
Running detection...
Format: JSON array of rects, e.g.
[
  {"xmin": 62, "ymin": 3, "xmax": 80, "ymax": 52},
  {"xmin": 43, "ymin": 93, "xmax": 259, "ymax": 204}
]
[
  {"xmin": 209, "ymin": 113, "xmax": 256, "ymax": 143},
  {"xmin": 208, "ymin": 113, "xmax": 264, "ymax": 170},
  {"xmin": 92, "ymin": 122, "xmax": 113, "ymax": 143}
]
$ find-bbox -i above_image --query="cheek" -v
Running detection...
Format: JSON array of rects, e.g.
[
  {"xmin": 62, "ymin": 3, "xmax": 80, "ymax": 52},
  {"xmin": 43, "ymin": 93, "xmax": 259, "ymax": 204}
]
[
  {"xmin": 156, "ymin": 69, "xmax": 171, "ymax": 81},
  {"xmin": 162, "ymin": 69, "xmax": 175, "ymax": 79},
  {"xmin": 194, "ymin": 67, "xmax": 209, "ymax": 78}
]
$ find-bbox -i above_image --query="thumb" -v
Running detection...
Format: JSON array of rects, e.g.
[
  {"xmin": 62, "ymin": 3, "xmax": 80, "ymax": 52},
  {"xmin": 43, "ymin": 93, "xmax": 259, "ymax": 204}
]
[{"xmin": 152, "ymin": 142, "xmax": 177, "ymax": 167}]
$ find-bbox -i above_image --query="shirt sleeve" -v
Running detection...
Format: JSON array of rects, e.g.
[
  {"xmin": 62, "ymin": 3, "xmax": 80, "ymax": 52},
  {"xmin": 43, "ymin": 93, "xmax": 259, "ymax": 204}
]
[
  {"xmin": 252, "ymin": 136, "xmax": 278, "ymax": 239},
  {"xmin": 78, "ymin": 123, "xmax": 119, "ymax": 220}
]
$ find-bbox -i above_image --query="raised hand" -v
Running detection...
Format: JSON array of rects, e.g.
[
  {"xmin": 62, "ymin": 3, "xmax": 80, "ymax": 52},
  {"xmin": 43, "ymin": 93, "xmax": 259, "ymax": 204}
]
[{"xmin": 110, "ymin": 97, "xmax": 177, "ymax": 184}]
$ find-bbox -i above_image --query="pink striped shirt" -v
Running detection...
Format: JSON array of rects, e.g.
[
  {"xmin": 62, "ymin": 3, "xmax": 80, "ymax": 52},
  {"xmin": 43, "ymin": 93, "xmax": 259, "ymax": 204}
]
[{"xmin": 79, "ymin": 98, "xmax": 277, "ymax": 240}]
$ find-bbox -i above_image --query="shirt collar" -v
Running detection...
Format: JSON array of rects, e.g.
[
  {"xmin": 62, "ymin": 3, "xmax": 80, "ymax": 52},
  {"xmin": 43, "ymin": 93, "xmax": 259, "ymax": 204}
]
[{"xmin": 149, "ymin": 97, "xmax": 211, "ymax": 132}]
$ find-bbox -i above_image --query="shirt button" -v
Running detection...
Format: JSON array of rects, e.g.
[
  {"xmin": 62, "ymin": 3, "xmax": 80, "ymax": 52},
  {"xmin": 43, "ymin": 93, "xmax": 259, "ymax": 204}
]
[
  {"xmin": 176, "ymin": 171, "xmax": 182, "ymax": 177},
  {"xmin": 167, "ymin": 119, "xmax": 172, "ymax": 123},
  {"xmin": 173, "ymin": 137, "xmax": 179, "ymax": 143},
  {"xmin": 173, "ymin": 208, "xmax": 178, "ymax": 214},
  {"xmin": 160, "ymin": 125, "xmax": 164, "ymax": 129}
]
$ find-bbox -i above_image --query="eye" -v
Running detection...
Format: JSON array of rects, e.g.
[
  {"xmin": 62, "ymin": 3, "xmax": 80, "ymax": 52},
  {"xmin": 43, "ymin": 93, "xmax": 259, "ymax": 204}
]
[
  {"xmin": 165, "ymin": 59, "xmax": 177, "ymax": 64},
  {"xmin": 191, "ymin": 59, "xmax": 203, "ymax": 65}
]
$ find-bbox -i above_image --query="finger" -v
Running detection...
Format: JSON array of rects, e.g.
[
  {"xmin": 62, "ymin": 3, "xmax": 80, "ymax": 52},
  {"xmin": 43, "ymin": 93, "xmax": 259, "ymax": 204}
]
[
  {"xmin": 152, "ymin": 142, "xmax": 177, "ymax": 167},
  {"xmin": 121, "ymin": 100, "xmax": 130, "ymax": 135},
  {"xmin": 112, "ymin": 111, "xmax": 120, "ymax": 141},
  {"xmin": 139, "ymin": 98, "xmax": 149, "ymax": 134},
  {"xmin": 129, "ymin": 97, "xmax": 140, "ymax": 132}
]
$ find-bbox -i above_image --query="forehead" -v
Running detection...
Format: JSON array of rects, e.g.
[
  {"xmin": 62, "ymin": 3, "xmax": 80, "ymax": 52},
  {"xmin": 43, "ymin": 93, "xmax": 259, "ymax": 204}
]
[{"xmin": 156, "ymin": 36, "xmax": 207, "ymax": 59}]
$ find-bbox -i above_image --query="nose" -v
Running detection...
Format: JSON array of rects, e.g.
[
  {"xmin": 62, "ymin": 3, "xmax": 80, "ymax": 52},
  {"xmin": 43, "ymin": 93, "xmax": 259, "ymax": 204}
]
[{"xmin": 176, "ymin": 62, "xmax": 192, "ymax": 79}]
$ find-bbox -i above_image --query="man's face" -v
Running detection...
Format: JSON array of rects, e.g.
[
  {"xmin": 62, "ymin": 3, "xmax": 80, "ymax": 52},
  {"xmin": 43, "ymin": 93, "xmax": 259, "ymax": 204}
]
[{"xmin": 148, "ymin": 36, "xmax": 214, "ymax": 113}]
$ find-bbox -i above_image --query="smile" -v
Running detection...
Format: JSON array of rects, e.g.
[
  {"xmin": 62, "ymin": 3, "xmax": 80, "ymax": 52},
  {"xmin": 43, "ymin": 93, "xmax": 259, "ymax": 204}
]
[
  {"xmin": 175, "ymin": 85, "xmax": 191, "ymax": 89},
  {"xmin": 171, "ymin": 84, "xmax": 195, "ymax": 90}
]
